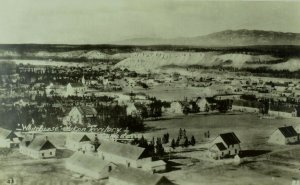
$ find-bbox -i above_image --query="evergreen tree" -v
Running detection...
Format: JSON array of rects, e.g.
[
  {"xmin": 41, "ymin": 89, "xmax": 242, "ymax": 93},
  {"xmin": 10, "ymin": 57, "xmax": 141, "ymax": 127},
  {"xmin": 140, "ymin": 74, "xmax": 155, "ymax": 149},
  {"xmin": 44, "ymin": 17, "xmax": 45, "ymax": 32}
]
[
  {"xmin": 179, "ymin": 128, "xmax": 183, "ymax": 139},
  {"xmin": 184, "ymin": 137, "xmax": 189, "ymax": 147},
  {"xmin": 155, "ymin": 138, "xmax": 165, "ymax": 156},
  {"xmin": 171, "ymin": 139, "xmax": 176, "ymax": 149},
  {"xmin": 190, "ymin": 136, "xmax": 196, "ymax": 146},
  {"xmin": 176, "ymin": 136, "xmax": 180, "ymax": 147}
]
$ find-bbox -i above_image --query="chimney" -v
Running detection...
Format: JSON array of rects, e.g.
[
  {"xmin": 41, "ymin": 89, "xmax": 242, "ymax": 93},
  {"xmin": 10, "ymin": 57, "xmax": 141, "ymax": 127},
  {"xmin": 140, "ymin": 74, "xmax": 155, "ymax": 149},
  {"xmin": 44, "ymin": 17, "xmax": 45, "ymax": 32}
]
[{"xmin": 45, "ymin": 136, "xmax": 48, "ymax": 141}]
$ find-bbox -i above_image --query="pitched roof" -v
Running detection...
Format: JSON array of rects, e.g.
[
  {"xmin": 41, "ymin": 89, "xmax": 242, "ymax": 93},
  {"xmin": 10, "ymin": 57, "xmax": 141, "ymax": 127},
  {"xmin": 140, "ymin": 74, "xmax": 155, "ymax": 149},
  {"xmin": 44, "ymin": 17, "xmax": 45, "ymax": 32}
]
[
  {"xmin": 0, "ymin": 128, "xmax": 13, "ymax": 139},
  {"xmin": 67, "ymin": 134, "xmax": 91, "ymax": 142},
  {"xmin": 26, "ymin": 137, "xmax": 56, "ymax": 151},
  {"xmin": 278, "ymin": 126, "xmax": 298, "ymax": 138},
  {"xmin": 219, "ymin": 132, "xmax": 241, "ymax": 146},
  {"xmin": 98, "ymin": 140, "xmax": 146, "ymax": 160},
  {"xmin": 110, "ymin": 166, "xmax": 174, "ymax": 185},
  {"xmin": 214, "ymin": 142, "xmax": 227, "ymax": 151},
  {"xmin": 76, "ymin": 106, "xmax": 97, "ymax": 116},
  {"xmin": 67, "ymin": 152, "xmax": 116, "ymax": 172},
  {"xmin": 70, "ymin": 83, "xmax": 85, "ymax": 88}
]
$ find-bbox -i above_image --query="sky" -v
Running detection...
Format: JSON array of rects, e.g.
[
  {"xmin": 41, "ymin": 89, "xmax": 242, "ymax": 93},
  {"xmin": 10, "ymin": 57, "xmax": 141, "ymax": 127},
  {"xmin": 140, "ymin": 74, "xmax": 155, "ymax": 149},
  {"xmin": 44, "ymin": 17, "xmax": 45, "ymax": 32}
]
[{"xmin": 0, "ymin": 0, "xmax": 299, "ymax": 44}]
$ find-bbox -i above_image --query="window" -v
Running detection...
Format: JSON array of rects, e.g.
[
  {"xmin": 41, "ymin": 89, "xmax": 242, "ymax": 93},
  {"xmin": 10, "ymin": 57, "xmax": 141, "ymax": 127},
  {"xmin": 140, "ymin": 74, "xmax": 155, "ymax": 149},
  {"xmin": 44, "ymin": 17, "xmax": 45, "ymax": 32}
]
[
  {"xmin": 50, "ymin": 152, "xmax": 52, "ymax": 155},
  {"xmin": 108, "ymin": 166, "xmax": 112, "ymax": 172},
  {"xmin": 42, "ymin": 153, "xmax": 44, "ymax": 157}
]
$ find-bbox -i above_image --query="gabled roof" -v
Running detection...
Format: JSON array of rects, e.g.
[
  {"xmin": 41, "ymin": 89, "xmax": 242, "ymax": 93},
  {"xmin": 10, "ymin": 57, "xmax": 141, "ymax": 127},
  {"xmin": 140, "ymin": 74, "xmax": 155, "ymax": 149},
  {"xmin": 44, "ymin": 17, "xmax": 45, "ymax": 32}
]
[
  {"xmin": 278, "ymin": 126, "xmax": 298, "ymax": 138},
  {"xmin": 110, "ymin": 166, "xmax": 174, "ymax": 185},
  {"xmin": 26, "ymin": 137, "xmax": 56, "ymax": 151},
  {"xmin": 0, "ymin": 128, "xmax": 15, "ymax": 139},
  {"xmin": 67, "ymin": 134, "xmax": 91, "ymax": 142},
  {"xmin": 67, "ymin": 152, "xmax": 116, "ymax": 172},
  {"xmin": 219, "ymin": 132, "xmax": 241, "ymax": 146},
  {"xmin": 98, "ymin": 140, "xmax": 146, "ymax": 160},
  {"xmin": 76, "ymin": 106, "xmax": 97, "ymax": 116},
  {"xmin": 70, "ymin": 83, "xmax": 85, "ymax": 88},
  {"xmin": 214, "ymin": 142, "xmax": 227, "ymax": 151}
]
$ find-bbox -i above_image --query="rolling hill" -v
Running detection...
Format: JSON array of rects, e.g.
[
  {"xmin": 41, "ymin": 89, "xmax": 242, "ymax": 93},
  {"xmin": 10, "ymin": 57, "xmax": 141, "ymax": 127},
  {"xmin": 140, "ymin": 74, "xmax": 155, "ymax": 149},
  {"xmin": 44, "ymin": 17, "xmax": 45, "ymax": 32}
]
[{"xmin": 116, "ymin": 29, "xmax": 300, "ymax": 46}]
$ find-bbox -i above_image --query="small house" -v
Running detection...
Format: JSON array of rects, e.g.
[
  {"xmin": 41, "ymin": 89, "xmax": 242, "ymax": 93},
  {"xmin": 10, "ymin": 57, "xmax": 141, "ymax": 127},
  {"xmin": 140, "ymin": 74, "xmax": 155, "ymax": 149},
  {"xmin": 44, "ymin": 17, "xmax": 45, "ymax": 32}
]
[
  {"xmin": 108, "ymin": 166, "xmax": 174, "ymax": 185},
  {"xmin": 64, "ymin": 106, "xmax": 97, "ymax": 126},
  {"xmin": 19, "ymin": 136, "xmax": 56, "ymax": 159},
  {"xmin": 0, "ymin": 128, "xmax": 19, "ymax": 148},
  {"xmin": 65, "ymin": 134, "xmax": 95, "ymax": 153},
  {"xmin": 209, "ymin": 132, "xmax": 241, "ymax": 159},
  {"xmin": 268, "ymin": 126, "xmax": 299, "ymax": 145},
  {"xmin": 98, "ymin": 140, "xmax": 149, "ymax": 168},
  {"xmin": 65, "ymin": 152, "xmax": 117, "ymax": 179}
]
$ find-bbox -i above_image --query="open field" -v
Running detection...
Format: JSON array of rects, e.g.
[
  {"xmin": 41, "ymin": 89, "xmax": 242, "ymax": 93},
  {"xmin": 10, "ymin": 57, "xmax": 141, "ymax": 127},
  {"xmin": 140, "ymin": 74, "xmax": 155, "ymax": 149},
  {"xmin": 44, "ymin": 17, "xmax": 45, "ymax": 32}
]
[
  {"xmin": 143, "ymin": 112, "xmax": 300, "ymax": 149},
  {"xmin": 140, "ymin": 112, "xmax": 300, "ymax": 185},
  {"xmin": 0, "ymin": 149, "xmax": 105, "ymax": 185}
]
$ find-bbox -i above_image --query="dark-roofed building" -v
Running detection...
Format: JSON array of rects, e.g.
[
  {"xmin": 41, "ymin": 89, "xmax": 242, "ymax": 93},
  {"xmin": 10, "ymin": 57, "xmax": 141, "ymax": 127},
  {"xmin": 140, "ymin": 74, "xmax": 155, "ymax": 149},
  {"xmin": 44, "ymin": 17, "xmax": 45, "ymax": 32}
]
[
  {"xmin": 63, "ymin": 106, "xmax": 97, "ymax": 126},
  {"xmin": 98, "ymin": 140, "xmax": 149, "ymax": 169},
  {"xmin": 268, "ymin": 126, "xmax": 299, "ymax": 145},
  {"xmin": 0, "ymin": 128, "xmax": 19, "ymax": 148},
  {"xmin": 19, "ymin": 136, "xmax": 56, "ymax": 159},
  {"xmin": 65, "ymin": 152, "xmax": 117, "ymax": 179},
  {"xmin": 109, "ymin": 166, "xmax": 174, "ymax": 185},
  {"xmin": 208, "ymin": 142, "xmax": 227, "ymax": 160},
  {"xmin": 209, "ymin": 132, "xmax": 241, "ymax": 159}
]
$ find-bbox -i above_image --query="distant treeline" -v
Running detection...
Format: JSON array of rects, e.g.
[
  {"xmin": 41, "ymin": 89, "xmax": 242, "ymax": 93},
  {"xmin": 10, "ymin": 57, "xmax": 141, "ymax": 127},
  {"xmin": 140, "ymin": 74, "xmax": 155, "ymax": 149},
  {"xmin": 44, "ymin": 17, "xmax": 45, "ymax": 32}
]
[{"xmin": 0, "ymin": 44, "xmax": 300, "ymax": 57}]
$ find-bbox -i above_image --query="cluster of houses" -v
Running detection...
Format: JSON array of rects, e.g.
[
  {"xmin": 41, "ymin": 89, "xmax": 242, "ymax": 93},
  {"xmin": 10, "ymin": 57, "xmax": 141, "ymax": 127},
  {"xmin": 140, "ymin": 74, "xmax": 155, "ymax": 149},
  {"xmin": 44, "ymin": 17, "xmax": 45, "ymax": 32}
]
[
  {"xmin": 208, "ymin": 125, "xmax": 300, "ymax": 160},
  {"xmin": 45, "ymin": 76, "xmax": 87, "ymax": 97}
]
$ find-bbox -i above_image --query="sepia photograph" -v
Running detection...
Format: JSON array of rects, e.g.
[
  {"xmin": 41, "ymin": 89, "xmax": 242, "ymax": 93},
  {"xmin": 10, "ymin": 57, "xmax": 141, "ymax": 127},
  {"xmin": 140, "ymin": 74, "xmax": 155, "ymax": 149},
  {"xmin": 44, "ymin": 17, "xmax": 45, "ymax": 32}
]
[{"xmin": 0, "ymin": 0, "xmax": 300, "ymax": 185}]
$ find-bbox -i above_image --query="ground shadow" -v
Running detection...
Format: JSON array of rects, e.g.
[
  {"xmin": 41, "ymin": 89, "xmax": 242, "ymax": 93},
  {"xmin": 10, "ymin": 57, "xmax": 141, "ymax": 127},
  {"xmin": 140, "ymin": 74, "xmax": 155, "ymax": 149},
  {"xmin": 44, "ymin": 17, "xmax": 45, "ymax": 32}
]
[
  {"xmin": 56, "ymin": 149, "xmax": 74, "ymax": 159},
  {"xmin": 165, "ymin": 160, "xmax": 182, "ymax": 172},
  {"xmin": 142, "ymin": 126, "xmax": 167, "ymax": 133},
  {"xmin": 239, "ymin": 150, "xmax": 271, "ymax": 158},
  {"xmin": 144, "ymin": 117, "xmax": 184, "ymax": 122}
]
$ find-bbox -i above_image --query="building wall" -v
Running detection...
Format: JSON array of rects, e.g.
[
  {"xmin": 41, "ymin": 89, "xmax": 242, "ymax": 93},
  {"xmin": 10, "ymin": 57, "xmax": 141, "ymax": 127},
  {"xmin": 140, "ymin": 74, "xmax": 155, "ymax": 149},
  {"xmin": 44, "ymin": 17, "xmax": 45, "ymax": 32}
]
[
  {"xmin": 20, "ymin": 147, "xmax": 56, "ymax": 159},
  {"xmin": 64, "ymin": 107, "xmax": 84, "ymax": 125},
  {"xmin": 212, "ymin": 136, "xmax": 241, "ymax": 157},
  {"xmin": 109, "ymin": 177, "xmax": 133, "ymax": 185},
  {"xmin": 232, "ymin": 105, "xmax": 259, "ymax": 113},
  {"xmin": 268, "ymin": 111, "xmax": 293, "ymax": 118},
  {"xmin": 168, "ymin": 102, "xmax": 183, "ymax": 114},
  {"xmin": 268, "ymin": 130, "xmax": 286, "ymax": 145},
  {"xmin": 98, "ymin": 151, "xmax": 139, "ymax": 168},
  {"xmin": 65, "ymin": 162, "xmax": 101, "ymax": 179},
  {"xmin": 65, "ymin": 140, "xmax": 91, "ymax": 151}
]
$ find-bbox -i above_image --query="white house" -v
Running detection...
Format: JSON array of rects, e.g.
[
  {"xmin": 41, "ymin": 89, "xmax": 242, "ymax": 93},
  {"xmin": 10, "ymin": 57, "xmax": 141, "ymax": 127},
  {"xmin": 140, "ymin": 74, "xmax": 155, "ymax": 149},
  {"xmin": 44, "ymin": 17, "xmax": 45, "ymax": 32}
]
[
  {"xmin": 126, "ymin": 103, "xmax": 140, "ymax": 116},
  {"xmin": 64, "ymin": 106, "xmax": 97, "ymax": 126},
  {"xmin": 108, "ymin": 166, "xmax": 174, "ymax": 185},
  {"xmin": 98, "ymin": 141, "xmax": 166, "ymax": 172},
  {"xmin": 64, "ymin": 83, "xmax": 87, "ymax": 97},
  {"xmin": 65, "ymin": 152, "xmax": 117, "ymax": 179},
  {"xmin": 65, "ymin": 134, "xmax": 95, "ymax": 153},
  {"xmin": 208, "ymin": 132, "xmax": 241, "ymax": 159},
  {"xmin": 268, "ymin": 126, "xmax": 299, "ymax": 145},
  {"xmin": 19, "ymin": 136, "xmax": 56, "ymax": 159},
  {"xmin": 0, "ymin": 128, "xmax": 19, "ymax": 148},
  {"xmin": 98, "ymin": 141, "xmax": 149, "ymax": 168},
  {"xmin": 45, "ymin": 83, "xmax": 65, "ymax": 96},
  {"xmin": 141, "ymin": 160, "xmax": 166, "ymax": 173},
  {"xmin": 167, "ymin": 101, "xmax": 184, "ymax": 114}
]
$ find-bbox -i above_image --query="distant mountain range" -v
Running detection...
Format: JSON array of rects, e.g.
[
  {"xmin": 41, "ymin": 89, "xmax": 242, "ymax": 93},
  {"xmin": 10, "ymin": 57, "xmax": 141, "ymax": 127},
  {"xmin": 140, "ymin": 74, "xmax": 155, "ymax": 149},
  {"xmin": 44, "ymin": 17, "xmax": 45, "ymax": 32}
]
[{"xmin": 116, "ymin": 29, "xmax": 300, "ymax": 46}]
